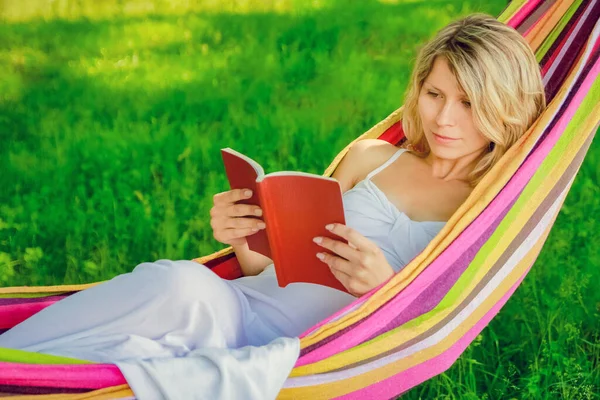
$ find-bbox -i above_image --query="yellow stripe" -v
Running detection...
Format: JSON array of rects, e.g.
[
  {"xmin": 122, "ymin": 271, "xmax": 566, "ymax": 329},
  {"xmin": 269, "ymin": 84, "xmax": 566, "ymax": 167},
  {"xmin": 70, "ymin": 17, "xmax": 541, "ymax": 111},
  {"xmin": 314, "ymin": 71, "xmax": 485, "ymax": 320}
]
[
  {"xmin": 0, "ymin": 282, "xmax": 102, "ymax": 295},
  {"xmin": 193, "ymin": 246, "xmax": 234, "ymax": 264}
]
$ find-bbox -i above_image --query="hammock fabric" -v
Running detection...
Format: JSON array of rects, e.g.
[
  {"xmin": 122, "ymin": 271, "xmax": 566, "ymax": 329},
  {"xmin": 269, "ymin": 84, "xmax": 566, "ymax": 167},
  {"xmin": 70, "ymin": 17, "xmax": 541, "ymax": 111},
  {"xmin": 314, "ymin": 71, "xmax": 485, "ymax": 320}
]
[{"xmin": 1, "ymin": 0, "xmax": 599, "ymax": 398}]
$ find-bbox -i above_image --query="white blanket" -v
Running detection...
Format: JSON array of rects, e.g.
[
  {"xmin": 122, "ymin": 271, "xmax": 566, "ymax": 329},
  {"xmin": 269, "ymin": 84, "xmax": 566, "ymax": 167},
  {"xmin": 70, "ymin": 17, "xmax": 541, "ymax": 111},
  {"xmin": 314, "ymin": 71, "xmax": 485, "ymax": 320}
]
[{"xmin": 117, "ymin": 336, "xmax": 299, "ymax": 400}]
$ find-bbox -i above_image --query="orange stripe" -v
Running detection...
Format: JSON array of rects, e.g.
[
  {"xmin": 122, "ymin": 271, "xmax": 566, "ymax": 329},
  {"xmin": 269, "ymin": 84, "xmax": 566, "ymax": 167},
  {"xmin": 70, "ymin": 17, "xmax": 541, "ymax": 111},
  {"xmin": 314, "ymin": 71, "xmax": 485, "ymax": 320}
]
[
  {"xmin": 2, "ymin": 385, "xmax": 133, "ymax": 400},
  {"xmin": 526, "ymin": 0, "xmax": 576, "ymax": 52}
]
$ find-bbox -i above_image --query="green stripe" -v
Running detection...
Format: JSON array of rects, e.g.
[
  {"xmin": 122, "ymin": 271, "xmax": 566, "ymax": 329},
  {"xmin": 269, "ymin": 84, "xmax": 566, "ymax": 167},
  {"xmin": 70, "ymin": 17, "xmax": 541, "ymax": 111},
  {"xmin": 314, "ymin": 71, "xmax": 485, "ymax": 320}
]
[
  {"xmin": 498, "ymin": 0, "xmax": 528, "ymax": 23},
  {"xmin": 0, "ymin": 347, "xmax": 92, "ymax": 365},
  {"xmin": 536, "ymin": 0, "xmax": 583, "ymax": 62},
  {"xmin": 0, "ymin": 292, "xmax": 70, "ymax": 299}
]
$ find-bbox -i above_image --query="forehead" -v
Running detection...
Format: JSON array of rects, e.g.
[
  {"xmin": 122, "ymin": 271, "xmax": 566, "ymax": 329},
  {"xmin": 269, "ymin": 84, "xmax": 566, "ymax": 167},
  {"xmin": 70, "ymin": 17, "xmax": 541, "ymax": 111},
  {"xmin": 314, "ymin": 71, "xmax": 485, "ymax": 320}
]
[{"xmin": 424, "ymin": 56, "xmax": 465, "ymax": 95}]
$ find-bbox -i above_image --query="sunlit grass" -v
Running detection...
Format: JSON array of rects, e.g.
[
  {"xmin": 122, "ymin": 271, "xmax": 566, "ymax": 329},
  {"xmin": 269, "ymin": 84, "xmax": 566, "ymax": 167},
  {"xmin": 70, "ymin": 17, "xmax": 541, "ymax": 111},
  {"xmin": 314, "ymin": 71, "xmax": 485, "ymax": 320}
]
[
  {"xmin": 0, "ymin": 0, "xmax": 332, "ymax": 22},
  {"xmin": 0, "ymin": 0, "xmax": 598, "ymax": 398}
]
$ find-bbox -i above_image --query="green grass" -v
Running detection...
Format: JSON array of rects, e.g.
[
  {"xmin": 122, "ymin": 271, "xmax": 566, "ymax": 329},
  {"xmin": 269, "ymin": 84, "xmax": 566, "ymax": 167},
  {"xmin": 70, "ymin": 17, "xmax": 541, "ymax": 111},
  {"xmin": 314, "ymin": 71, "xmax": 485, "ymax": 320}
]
[{"xmin": 1, "ymin": 0, "xmax": 599, "ymax": 398}]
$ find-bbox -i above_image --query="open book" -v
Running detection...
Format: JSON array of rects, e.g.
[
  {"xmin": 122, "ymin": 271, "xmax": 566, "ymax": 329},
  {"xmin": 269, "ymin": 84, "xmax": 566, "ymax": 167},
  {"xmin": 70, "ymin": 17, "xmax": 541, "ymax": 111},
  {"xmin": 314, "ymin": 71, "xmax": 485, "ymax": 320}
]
[{"xmin": 221, "ymin": 148, "xmax": 348, "ymax": 293}]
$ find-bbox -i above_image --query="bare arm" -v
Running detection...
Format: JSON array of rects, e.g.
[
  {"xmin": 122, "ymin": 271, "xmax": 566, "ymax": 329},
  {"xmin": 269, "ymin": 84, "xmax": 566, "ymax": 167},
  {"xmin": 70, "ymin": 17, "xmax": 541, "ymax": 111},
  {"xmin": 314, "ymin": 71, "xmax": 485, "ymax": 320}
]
[{"xmin": 232, "ymin": 242, "xmax": 273, "ymax": 276}]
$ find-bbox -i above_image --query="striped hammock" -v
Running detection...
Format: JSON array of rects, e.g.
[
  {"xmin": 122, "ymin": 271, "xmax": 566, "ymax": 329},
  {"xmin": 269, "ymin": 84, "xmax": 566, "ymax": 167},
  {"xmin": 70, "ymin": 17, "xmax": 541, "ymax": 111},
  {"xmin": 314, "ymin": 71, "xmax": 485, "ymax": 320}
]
[{"xmin": 1, "ymin": 0, "xmax": 599, "ymax": 398}]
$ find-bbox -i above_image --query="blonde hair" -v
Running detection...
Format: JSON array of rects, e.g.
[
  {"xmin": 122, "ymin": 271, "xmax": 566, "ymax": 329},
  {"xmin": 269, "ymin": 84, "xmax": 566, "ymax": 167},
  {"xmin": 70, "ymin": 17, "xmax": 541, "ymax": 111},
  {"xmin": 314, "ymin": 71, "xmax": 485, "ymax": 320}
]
[{"xmin": 402, "ymin": 13, "xmax": 546, "ymax": 186}]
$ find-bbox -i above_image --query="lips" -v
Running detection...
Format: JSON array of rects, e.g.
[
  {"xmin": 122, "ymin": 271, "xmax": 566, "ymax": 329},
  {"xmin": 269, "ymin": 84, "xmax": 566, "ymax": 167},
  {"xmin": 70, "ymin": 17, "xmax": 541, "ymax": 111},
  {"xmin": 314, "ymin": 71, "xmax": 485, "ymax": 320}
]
[
  {"xmin": 433, "ymin": 133, "xmax": 458, "ymax": 140},
  {"xmin": 431, "ymin": 132, "xmax": 458, "ymax": 141}
]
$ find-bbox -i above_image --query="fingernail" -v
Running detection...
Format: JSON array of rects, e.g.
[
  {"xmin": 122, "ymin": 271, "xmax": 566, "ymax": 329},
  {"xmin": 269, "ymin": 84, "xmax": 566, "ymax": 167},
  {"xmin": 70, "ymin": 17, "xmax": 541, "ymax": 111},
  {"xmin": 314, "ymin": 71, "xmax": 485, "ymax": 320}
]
[
  {"xmin": 254, "ymin": 209, "xmax": 263, "ymax": 216},
  {"xmin": 251, "ymin": 228, "xmax": 258, "ymax": 232},
  {"xmin": 244, "ymin": 190, "xmax": 252, "ymax": 197},
  {"xmin": 257, "ymin": 222, "xmax": 266, "ymax": 229},
  {"xmin": 325, "ymin": 224, "xmax": 334, "ymax": 231},
  {"xmin": 316, "ymin": 253, "xmax": 325, "ymax": 260},
  {"xmin": 313, "ymin": 237, "xmax": 323, "ymax": 244}
]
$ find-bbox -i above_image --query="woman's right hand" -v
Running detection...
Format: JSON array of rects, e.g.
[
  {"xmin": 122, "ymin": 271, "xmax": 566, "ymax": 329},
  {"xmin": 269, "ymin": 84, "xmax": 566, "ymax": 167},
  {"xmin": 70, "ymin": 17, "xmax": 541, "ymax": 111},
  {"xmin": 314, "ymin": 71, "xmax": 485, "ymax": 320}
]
[{"xmin": 210, "ymin": 188, "xmax": 266, "ymax": 246}]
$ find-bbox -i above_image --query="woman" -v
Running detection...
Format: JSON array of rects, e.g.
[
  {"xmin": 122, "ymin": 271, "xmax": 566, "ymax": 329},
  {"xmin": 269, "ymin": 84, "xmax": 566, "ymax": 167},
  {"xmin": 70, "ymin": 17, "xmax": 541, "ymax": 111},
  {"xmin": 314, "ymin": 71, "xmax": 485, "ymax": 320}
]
[{"xmin": 0, "ymin": 12, "xmax": 545, "ymax": 373}]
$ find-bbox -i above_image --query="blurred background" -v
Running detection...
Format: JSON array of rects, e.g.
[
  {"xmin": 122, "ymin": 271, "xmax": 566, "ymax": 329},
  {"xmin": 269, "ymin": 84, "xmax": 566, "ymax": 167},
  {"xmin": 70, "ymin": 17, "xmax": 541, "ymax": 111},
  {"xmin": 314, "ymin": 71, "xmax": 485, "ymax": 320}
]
[{"xmin": 0, "ymin": 0, "xmax": 598, "ymax": 398}]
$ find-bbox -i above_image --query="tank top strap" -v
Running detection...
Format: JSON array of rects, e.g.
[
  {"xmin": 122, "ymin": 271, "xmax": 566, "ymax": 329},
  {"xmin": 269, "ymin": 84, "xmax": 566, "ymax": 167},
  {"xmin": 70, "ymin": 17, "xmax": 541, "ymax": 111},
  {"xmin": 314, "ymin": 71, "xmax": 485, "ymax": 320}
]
[{"xmin": 366, "ymin": 148, "xmax": 407, "ymax": 180}]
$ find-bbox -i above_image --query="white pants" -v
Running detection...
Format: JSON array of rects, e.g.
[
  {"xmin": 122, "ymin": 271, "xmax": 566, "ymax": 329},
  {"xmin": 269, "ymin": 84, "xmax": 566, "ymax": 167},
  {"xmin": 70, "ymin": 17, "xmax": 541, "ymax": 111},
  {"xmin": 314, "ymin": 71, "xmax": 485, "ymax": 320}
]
[
  {"xmin": 0, "ymin": 259, "xmax": 354, "ymax": 362},
  {"xmin": 0, "ymin": 260, "xmax": 274, "ymax": 361}
]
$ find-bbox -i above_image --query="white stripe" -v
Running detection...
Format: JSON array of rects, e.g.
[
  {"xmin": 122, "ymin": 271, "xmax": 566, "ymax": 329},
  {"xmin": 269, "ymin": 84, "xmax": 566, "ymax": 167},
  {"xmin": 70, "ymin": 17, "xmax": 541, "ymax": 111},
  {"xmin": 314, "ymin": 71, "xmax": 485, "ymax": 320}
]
[
  {"xmin": 544, "ymin": 0, "xmax": 598, "ymax": 84},
  {"xmin": 533, "ymin": 9, "xmax": 600, "ymax": 149}
]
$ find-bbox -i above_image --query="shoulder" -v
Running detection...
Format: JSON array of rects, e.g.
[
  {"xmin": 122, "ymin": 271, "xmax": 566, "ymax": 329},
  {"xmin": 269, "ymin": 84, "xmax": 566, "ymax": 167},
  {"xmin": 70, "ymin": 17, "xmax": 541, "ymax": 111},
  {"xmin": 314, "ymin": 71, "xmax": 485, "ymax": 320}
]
[
  {"xmin": 332, "ymin": 139, "xmax": 402, "ymax": 193},
  {"xmin": 348, "ymin": 138, "xmax": 398, "ymax": 155},
  {"xmin": 348, "ymin": 139, "xmax": 403, "ymax": 179}
]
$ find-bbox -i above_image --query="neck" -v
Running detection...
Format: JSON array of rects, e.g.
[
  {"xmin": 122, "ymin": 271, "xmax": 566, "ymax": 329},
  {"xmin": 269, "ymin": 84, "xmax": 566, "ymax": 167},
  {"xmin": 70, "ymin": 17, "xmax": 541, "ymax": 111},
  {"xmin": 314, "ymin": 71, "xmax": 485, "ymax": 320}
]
[{"xmin": 422, "ymin": 150, "xmax": 485, "ymax": 183}]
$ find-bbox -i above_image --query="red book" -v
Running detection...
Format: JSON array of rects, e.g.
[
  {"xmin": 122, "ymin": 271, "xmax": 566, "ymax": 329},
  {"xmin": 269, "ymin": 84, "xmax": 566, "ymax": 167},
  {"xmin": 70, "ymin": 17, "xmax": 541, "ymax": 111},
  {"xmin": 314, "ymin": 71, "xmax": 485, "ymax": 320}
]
[{"xmin": 221, "ymin": 148, "xmax": 348, "ymax": 293}]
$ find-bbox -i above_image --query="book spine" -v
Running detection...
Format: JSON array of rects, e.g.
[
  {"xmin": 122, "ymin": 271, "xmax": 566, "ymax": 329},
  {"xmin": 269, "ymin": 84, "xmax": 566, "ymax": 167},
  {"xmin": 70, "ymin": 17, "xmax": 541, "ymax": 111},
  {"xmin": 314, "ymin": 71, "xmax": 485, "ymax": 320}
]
[{"xmin": 256, "ymin": 180, "xmax": 285, "ymax": 285}]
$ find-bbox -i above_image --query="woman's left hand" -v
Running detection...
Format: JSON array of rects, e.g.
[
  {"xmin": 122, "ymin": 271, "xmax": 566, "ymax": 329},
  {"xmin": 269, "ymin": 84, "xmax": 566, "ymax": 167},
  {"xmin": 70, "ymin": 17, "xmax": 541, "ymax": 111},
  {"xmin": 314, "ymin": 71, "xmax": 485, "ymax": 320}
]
[{"xmin": 313, "ymin": 223, "xmax": 395, "ymax": 297}]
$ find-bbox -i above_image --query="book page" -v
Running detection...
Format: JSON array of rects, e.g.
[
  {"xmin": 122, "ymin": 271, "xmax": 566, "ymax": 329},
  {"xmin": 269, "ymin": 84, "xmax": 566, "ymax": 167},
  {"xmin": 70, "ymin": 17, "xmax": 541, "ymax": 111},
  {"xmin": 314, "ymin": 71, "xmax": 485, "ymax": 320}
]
[{"xmin": 221, "ymin": 148, "xmax": 265, "ymax": 177}]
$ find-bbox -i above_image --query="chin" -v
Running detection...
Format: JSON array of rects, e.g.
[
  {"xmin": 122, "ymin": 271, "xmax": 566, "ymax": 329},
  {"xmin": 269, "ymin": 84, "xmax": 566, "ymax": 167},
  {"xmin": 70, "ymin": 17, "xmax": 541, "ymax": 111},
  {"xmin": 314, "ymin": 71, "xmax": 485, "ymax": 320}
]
[{"xmin": 428, "ymin": 145, "xmax": 461, "ymax": 160}]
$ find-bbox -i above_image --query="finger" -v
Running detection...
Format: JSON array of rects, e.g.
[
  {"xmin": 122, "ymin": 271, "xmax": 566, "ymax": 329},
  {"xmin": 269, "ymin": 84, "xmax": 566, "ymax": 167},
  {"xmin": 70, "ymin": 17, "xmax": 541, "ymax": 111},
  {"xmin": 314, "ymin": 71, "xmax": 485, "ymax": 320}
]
[
  {"xmin": 326, "ymin": 223, "xmax": 377, "ymax": 252},
  {"xmin": 213, "ymin": 189, "xmax": 253, "ymax": 206},
  {"xmin": 224, "ymin": 217, "xmax": 266, "ymax": 230},
  {"xmin": 329, "ymin": 265, "xmax": 354, "ymax": 292},
  {"xmin": 313, "ymin": 236, "xmax": 359, "ymax": 263},
  {"xmin": 223, "ymin": 226, "xmax": 261, "ymax": 241},
  {"xmin": 316, "ymin": 252, "xmax": 354, "ymax": 277},
  {"xmin": 317, "ymin": 253, "xmax": 360, "ymax": 295},
  {"xmin": 212, "ymin": 204, "xmax": 262, "ymax": 219},
  {"xmin": 317, "ymin": 252, "xmax": 352, "ymax": 278},
  {"xmin": 214, "ymin": 226, "xmax": 257, "ymax": 243},
  {"xmin": 225, "ymin": 203, "xmax": 263, "ymax": 218}
]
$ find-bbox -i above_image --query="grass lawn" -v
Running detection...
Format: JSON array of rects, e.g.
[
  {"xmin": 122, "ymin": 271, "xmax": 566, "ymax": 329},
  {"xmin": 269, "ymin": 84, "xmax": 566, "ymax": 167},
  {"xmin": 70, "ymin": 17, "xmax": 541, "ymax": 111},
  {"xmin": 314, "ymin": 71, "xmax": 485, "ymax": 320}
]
[{"xmin": 0, "ymin": 0, "xmax": 598, "ymax": 398}]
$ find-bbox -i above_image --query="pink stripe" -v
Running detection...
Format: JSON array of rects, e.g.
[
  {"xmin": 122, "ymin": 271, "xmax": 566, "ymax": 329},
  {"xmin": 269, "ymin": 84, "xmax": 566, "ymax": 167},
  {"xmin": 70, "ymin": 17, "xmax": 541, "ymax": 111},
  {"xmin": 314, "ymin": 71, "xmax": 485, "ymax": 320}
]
[
  {"xmin": 593, "ymin": 32, "xmax": 600, "ymax": 54},
  {"xmin": 336, "ymin": 265, "xmax": 532, "ymax": 399},
  {"xmin": 0, "ymin": 295, "xmax": 68, "ymax": 306},
  {"xmin": 0, "ymin": 301, "xmax": 61, "ymax": 329},
  {"xmin": 295, "ymin": 54, "xmax": 599, "ymax": 367},
  {"xmin": 507, "ymin": 0, "xmax": 542, "ymax": 29},
  {"xmin": 0, "ymin": 362, "xmax": 126, "ymax": 389}
]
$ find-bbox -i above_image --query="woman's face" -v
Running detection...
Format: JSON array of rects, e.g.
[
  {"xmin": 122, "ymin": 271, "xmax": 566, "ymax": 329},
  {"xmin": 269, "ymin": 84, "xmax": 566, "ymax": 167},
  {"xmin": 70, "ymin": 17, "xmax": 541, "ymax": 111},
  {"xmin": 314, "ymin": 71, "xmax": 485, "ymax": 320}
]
[{"xmin": 418, "ymin": 56, "xmax": 490, "ymax": 160}]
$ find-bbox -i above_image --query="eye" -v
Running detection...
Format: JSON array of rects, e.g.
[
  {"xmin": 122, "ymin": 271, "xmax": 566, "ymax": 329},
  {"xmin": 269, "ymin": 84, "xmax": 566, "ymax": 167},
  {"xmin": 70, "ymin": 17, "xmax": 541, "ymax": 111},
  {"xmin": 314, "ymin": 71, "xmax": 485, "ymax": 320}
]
[
  {"xmin": 427, "ymin": 91, "xmax": 439, "ymax": 98},
  {"xmin": 462, "ymin": 100, "xmax": 471, "ymax": 108}
]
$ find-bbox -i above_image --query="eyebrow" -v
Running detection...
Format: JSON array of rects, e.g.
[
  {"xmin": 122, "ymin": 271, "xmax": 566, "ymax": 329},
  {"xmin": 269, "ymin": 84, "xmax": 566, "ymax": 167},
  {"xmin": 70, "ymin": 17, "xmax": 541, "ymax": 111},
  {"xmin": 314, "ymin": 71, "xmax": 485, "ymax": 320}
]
[{"xmin": 424, "ymin": 82, "xmax": 468, "ymax": 98}]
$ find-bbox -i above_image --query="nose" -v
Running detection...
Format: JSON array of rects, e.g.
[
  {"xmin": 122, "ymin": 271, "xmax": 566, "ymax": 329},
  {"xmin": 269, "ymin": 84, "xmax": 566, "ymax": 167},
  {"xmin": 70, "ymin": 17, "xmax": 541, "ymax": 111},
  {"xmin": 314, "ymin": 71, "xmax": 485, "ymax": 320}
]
[{"xmin": 435, "ymin": 100, "xmax": 458, "ymax": 127}]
